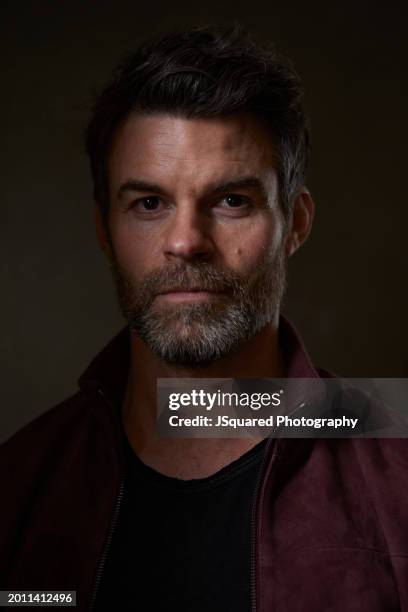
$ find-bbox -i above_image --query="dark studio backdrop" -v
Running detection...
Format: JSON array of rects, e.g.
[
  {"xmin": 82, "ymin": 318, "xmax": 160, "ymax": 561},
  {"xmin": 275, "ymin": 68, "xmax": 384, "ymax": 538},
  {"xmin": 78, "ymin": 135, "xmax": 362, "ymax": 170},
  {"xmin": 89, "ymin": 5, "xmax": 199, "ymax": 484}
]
[{"xmin": 2, "ymin": 0, "xmax": 407, "ymax": 443}]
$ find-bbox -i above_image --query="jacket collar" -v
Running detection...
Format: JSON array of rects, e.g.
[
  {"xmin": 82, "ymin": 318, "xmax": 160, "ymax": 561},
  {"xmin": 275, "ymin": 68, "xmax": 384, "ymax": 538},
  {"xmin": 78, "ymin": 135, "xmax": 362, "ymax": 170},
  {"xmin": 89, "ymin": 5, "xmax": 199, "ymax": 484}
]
[
  {"xmin": 278, "ymin": 316, "xmax": 319, "ymax": 379},
  {"xmin": 78, "ymin": 315, "xmax": 320, "ymax": 408}
]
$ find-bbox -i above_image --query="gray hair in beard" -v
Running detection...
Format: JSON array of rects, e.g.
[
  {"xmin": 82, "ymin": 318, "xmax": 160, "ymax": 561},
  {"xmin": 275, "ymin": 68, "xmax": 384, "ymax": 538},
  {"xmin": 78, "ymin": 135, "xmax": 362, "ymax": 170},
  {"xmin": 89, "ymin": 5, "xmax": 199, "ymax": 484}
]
[{"xmin": 110, "ymin": 250, "xmax": 287, "ymax": 366}]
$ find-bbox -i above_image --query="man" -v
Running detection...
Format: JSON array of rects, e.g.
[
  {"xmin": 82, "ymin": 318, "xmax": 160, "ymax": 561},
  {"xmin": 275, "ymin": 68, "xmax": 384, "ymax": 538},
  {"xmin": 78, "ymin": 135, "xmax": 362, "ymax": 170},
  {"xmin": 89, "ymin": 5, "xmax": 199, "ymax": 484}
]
[{"xmin": 1, "ymin": 27, "xmax": 407, "ymax": 612}]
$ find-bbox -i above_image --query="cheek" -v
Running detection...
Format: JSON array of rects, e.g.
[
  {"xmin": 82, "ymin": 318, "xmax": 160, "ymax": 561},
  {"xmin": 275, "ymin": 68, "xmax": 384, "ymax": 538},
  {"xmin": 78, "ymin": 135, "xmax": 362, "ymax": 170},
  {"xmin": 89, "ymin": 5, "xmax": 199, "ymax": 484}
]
[
  {"xmin": 221, "ymin": 215, "xmax": 284, "ymax": 271},
  {"xmin": 109, "ymin": 223, "xmax": 152, "ymax": 277}
]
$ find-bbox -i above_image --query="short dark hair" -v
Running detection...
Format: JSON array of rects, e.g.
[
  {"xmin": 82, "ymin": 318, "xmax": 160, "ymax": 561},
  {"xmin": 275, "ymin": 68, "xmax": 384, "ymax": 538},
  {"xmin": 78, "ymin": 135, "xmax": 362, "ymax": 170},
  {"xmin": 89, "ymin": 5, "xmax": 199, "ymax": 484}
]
[{"xmin": 85, "ymin": 27, "xmax": 310, "ymax": 224}]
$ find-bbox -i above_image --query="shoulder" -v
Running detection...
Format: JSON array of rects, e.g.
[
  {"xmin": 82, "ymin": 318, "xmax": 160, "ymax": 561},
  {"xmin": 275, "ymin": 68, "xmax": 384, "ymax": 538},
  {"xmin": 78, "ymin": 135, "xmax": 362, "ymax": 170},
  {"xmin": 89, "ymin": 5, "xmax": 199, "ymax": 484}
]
[
  {"xmin": 349, "ymin": 436, "xmax": 408, "ymax": 472},
  {"xmin": 0, "ymin": 389, "xmax": 101, "ymax": 482},
  {"xmin": 348, "ymin": 437, "xmax": 408, "ymax": 554},
  {"xmin": 0, "ymin": 391, "xmax": 97, "ymax": 574},
  {"xmin": 0, "ymin": 388, "xmax": 120, "ymax": 584}
]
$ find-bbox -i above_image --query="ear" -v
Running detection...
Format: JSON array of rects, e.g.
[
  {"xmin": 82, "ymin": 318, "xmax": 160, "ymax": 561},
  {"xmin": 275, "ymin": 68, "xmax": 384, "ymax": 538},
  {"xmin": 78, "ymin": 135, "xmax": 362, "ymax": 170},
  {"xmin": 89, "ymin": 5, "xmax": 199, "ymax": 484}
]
[
  {"xmin": 285, "ymin": 188, "xmax": 315, "ymax": 257},
  {"xmin": 94, "ymin": 205, "xmax": 113, "ymax": 260}
]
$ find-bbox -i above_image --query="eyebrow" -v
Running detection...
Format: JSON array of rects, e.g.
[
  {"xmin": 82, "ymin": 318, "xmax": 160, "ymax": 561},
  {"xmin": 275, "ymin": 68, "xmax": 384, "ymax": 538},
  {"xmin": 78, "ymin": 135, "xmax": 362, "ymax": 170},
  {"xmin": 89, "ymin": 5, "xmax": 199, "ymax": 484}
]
[
  {"xmin": 210, "ymin": 176, "xmax": 269, "ymax": 201},
  {"xmin": 117, "ymin": 180, "xmax": 168, "ymax": 199},
  {"xmin": 116, "ymin": 175, "xmax": 269, "ymax": 201}
]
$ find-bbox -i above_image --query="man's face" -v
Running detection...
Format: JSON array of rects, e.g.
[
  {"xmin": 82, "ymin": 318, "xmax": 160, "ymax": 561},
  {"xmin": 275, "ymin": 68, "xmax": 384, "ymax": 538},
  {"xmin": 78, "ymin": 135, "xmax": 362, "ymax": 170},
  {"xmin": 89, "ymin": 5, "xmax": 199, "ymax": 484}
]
[{"xmin": 104, "ymin": 112, "xmax": 288, "ymax": 365}]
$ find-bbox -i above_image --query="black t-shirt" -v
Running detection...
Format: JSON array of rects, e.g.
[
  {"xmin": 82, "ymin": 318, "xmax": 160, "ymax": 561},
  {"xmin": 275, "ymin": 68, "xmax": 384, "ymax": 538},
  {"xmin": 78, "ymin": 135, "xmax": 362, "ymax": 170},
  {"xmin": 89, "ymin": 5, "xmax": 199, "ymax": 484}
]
[{"xmin": 94, "ymin": 433, "xmax": 268, "ymax": 611}]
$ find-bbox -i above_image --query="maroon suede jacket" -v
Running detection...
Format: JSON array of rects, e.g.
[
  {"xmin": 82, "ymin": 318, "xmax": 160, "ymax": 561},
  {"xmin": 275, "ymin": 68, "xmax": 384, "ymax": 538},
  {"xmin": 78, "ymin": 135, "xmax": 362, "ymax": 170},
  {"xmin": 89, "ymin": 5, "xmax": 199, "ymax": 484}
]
[{"xmin": 1, "ymin": 319, "xmax": 408, "ymax": 611}]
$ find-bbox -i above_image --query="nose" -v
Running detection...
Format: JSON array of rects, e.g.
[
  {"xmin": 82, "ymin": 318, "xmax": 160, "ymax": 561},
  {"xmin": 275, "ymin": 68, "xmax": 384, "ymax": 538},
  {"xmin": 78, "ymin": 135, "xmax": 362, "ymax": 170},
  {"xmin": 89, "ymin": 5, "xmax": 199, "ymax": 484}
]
[{"xmin": 163, "ymin": 205, "xmax": 215, "ymax": 263}]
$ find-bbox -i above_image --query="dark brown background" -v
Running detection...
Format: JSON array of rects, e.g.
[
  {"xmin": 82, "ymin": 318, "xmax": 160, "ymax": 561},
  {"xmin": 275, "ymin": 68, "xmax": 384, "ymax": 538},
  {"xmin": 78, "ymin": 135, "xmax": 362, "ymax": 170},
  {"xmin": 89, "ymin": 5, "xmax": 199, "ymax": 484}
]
[{"xmin": 2, "ymin": 0, "xmax": 407, "ymax": 443}]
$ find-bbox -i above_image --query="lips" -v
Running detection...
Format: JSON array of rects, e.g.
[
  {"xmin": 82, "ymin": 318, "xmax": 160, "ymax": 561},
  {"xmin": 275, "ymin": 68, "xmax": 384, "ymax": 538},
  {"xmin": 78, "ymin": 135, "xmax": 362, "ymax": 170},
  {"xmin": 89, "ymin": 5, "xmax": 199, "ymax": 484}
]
[
  {"xmin": 155, "ymin": 286, "xmax": 226, "ymax": 303},
  {"xmin": 158, "ymin": 287, "xmax": 223, "ymax": 294}
]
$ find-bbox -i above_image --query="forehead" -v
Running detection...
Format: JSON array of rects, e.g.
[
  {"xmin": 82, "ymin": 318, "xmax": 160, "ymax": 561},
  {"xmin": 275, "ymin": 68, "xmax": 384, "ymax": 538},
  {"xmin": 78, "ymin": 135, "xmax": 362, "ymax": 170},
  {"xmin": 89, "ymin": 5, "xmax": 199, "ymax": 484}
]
[{"xmin": 108, "ymin": 112, "xmax": 277, "ymax": 194}]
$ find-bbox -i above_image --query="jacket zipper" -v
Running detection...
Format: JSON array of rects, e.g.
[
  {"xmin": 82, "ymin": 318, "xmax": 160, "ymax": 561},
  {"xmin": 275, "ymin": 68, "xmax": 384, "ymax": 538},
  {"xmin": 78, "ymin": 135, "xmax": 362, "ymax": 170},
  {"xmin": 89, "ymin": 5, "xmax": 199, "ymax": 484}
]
[
  {"xmin": 89, "ymin": 388, "xmax": 126, "ymax": 611},
  {"xmin": 89, "ymin": 478, "xmax": 125, "ymax": 611},
  {"xmin": 250, "ymin": 437, "xmax": 275, "ymax": 612}
]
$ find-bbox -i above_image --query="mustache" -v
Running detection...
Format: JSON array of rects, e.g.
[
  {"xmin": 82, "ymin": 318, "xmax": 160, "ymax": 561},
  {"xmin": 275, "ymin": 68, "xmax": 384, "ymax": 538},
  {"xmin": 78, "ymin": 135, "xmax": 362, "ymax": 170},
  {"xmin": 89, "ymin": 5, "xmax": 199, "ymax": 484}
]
[{"xmin": 140, "ymin": 262, "xmax": 247, "ymax": 297}]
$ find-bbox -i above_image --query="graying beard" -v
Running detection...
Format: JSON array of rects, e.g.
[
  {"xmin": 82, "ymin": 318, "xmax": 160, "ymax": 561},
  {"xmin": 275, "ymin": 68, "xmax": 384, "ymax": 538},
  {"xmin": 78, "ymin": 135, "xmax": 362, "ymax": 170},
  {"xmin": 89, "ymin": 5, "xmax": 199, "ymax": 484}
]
[
  {"xmin": 111, "ymin": 254, "xmax": 286, "ymax": 366},
  {"xmin": 133, "ymin": 303, "xmax": 258, "ymax": 365}
]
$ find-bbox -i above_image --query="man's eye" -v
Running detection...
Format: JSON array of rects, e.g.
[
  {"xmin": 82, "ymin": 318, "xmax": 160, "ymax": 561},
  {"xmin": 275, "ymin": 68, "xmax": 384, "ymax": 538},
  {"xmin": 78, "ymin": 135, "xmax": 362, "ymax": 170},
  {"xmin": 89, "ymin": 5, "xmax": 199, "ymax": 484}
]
[
  {"xmin": 220, "ymin": 194, "xmax": 250, "ymax": 208},
  {"xmin": 128, "ymin": 196, "xmax": 167, "ymax": 215},
  {"xmin": 136, "ymin": 196, "xmax": 161, "ymax": 211}
]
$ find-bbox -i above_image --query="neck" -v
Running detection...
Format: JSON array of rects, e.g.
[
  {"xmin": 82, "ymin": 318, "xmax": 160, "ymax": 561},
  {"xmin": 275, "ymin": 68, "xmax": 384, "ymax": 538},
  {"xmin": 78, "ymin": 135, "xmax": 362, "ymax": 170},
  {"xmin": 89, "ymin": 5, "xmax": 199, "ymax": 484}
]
[{"xmin": 122, "ymin": 319, "xmax": 285, "ymax": 478}]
